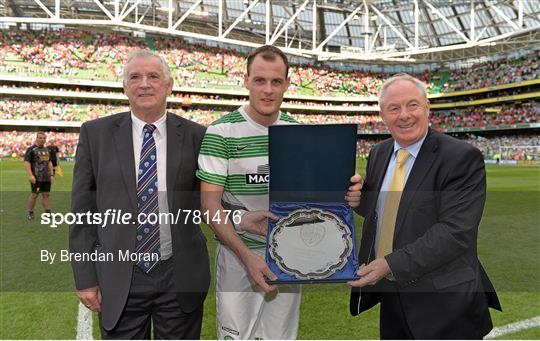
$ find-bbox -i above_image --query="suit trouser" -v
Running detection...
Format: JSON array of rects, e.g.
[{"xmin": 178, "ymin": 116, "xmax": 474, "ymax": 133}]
[
  {"xmin": 100, "ymin": 258, "xmax": 203, "ymax": 340},
  {"xmin": 379, "ymin": 288, "xmax": 414, "ymax": 340},
  {"xmin": 378, "ymin": 279, "xmax": 493, "ymax": 340}
]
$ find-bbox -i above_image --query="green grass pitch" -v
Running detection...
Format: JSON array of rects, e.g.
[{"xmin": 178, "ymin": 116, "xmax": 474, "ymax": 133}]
[{"xmin": 0, "ymin": 159, "xmax": 539, "ymax": 339}]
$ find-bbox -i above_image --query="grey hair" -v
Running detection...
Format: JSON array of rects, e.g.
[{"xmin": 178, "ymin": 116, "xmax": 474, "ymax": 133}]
[
  {"xmin": 378, "ymin": 73, "xmax": 427, "ymax": 107},
  {"xmin": 122, "ymin": 49, "xmax": 172, "ymax": 85}
]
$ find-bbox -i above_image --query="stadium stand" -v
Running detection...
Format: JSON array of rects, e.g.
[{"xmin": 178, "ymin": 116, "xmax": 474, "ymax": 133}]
[
  {"xmin": 440, "ymin": 53, "xmax": 539, "ymax": 92},
  {"xmin": 0, "ymin": 28, "xmax": 538, "ymax": 164},
  {"xmin": 466, "ymin": 134, "xmax": 540, "ymax": 161},
  {"xmin": 2, "ymin": 0, "xmax": 540, "ymax": 337},
  {"xmin": 2, "ymin": 29, "xmax": 538, "ymax": 97},
  {"xmin": 0, "ymin": 131, "xmax": 78, "ymax": 158},
  {"xmin": 1, "ymin": 99, "xmax": 537, "ymax": 132},
  {"xmin": 1, "ymin": 130, "xmax": 538, "ymax": 162}
]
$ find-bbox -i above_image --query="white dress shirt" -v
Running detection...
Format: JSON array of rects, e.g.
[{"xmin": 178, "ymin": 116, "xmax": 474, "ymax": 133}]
[{"xmin": 131, "ymin": 112, "xmax": 172, "ymax": 259}]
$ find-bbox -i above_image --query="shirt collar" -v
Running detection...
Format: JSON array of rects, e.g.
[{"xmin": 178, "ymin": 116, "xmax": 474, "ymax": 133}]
[
  {"xmin": 240, "ymin": 105, "xmax": 283, "ymax": 128},
  {"xmin": 131, "ymin": 111, "xmax": 167, "ymax": 137},
  {"xmin": 393, "ymin": 131, "xmax": 428, "ymax": 159}
]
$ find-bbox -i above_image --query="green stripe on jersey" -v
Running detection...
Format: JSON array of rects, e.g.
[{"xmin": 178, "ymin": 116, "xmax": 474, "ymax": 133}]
[
  {"xmin": 240, "ymin": 235, "xmax": 265, "ymax": 249},
  {"xmin": 281, "ymin": 112, "xmax": 298, "ymax": 123},
  {"xmin": 211, "ymin": 110, "xmax": 246, "ymax": 125},
  {"xmin": 200, "ymin": 133, "xmax": 228, "ymax": 158},
  {"xmin": 226, "ymin": 135, "xmax": 268, "ymax": 145},
  {"xmin": 196, "ymin": 169, "xmax": 227, "ymax": 186},
  {"xmin": 226, "ymin": 136, "xmax": 268, "ymax": 158},
  {"xmin": 216, "ymin": 235, "xmax": 264, "ymax": 249},
  {"xmin": 224, "ymin": 184, "xmax": 268, "ymax": 195}
]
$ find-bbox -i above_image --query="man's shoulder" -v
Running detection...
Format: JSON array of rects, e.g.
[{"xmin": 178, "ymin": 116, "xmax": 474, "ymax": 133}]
[
  {"xmin": 25, "ymin": 145, "xmax": 37, "ymax": 153},
  {"xmin": 279, "ymin": 111, "xmax": 297, "ymax": 123},
  {"xmin": 209, "ymin": 109, "xmax": 245, "ymax": 126},
  {"xmin": 429, "ymin": 129, "xmax": 478, "ymax": 156},
  {"xmin": 24, "ymin": 145, "xmax": 37, "ymax": 157},
  {"xmin": 418, "ymin": 130, "xmax": 484, "ymax": 170},
  {"xmin": 371, "ymin": 137, "xmax": 394, "ymax": 154},
  {"xmin": 81, "ymin": 111, "xmax": 130, "ymax": 130},
  {"xmin": 167, "ymin": 112, "xmax": 206, "ymax": 135}
]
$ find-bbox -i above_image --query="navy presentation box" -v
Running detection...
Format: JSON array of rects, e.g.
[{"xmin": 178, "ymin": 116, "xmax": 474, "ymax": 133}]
[{"xmin": 266, "ymin": 124, "xmax": 359, "ymax": 284}]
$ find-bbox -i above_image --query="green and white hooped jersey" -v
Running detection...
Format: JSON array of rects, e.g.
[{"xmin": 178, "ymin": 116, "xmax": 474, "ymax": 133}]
[{"xmin": 197, "ymin": 106, "xmax": 297, "ymax": 248}]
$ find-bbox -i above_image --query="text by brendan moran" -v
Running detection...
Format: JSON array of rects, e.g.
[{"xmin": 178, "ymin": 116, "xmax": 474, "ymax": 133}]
[{"xmin": 40, "ymin": 249, "xmax": 158, "ymax": 265}]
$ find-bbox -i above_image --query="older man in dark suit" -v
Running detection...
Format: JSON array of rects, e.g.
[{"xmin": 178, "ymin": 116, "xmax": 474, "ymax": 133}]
[
  {"xmin": 348, "ymin": 73, "xmax": 501, "ymax": 339},
  {"xmin": 70, "ymin": 50, "xmax": 209, "ymax": 339}
]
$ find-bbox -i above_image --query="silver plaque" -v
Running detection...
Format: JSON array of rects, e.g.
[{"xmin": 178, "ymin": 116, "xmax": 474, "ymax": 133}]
[{"xmin": 268, "ymin": 208, "xmax": 353, "ymax": 280}]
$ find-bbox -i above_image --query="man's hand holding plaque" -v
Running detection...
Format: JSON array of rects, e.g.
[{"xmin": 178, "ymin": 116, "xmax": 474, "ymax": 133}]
[{"xmin": 239, "ymin": 210, "xmax": 279, "ymax": 236}]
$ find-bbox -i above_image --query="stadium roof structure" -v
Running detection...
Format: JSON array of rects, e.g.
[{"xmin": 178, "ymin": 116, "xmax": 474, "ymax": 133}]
[{"xmin": 1, "ymin": 0, "xmax": 539, "ymax": 64}]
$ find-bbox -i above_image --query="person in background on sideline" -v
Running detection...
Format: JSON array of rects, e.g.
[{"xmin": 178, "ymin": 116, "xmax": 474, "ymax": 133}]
[{"xmin": 24, "ymin": 131, "xmax": 54, "ymax": 220}]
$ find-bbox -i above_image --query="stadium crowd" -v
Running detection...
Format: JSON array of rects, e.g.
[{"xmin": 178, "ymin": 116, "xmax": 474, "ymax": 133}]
[
  {"xmin": 466, "ymin": 134, "xmax": 540, "ymax": 161},
  {"xmin": 0, "ymin": 100, "xmax": 127, "ymax": 121},
  {"xmin": 430, "ymin": 102, "xmax": 539, "ymax": 130},
  {"xmin": 2, "ymin": 99, "xmax": 537, "ymax": 133},
  {"xmin": 1, "ymin": 28, "xmax": 538, "ymax": 97},
  {"xmin": 1, "ymin": 28, "xmax": 538, "ymax": 161},
  {"xmin": 440, "ymin": 52, "xmax": 539, "ymax": 92},
  {"xmin": 0, "ymin": 131, "xmax": 78, "ymax": 158},
  {"xmin": 1, "ymin": 131, "xmax": 537, "ymax": 161}
]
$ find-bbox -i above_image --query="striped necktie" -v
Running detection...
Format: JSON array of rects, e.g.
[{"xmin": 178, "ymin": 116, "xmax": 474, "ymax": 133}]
[
  {"xmin": 135, "ymin": 124, "xmax": 160, "ymax": 273},
  {"xmin": 377, "ymin": 148, "xmax": 411, "ymax": 259}
]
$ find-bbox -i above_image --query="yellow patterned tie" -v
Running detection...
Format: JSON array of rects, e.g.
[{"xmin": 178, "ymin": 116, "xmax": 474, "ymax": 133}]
[{"xmin": 377, "ymin": 149, "xmax": 411, "ymax": 258}]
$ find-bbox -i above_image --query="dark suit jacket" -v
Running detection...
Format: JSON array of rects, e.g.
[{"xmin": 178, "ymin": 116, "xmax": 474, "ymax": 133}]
[
  {"xmin": 350, "ymin": 129, "xmax": 501, "ymax": 339},
  {"xmin": 69, "ymin": 112, "xmax": 210, "ymax": 331}
]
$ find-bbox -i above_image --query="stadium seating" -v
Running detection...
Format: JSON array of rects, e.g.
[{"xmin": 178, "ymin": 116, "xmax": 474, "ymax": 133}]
[
  {"xmin": 1, "ymin": 29, "xmax": 538, "ymax": 96},
  {"xmin": 1, "ymin": 99, "xmax": 536, "ymax": 132},
  {"xmin": 1, "ymin": 130, "xmax": 537, "ymax": 161},
  {"xmin": 1, "ymin": 28, "xmax": 538, "ymax": 161}
]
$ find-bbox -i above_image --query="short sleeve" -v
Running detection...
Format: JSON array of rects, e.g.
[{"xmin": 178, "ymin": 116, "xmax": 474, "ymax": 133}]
[{"xmin": 197, "ymin": 124, "xmax": 229, "ymax": 187}]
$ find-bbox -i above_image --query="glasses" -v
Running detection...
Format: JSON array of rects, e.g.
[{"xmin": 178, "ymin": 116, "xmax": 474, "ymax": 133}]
[{"xmin": 384, "ymin": 101, "xmax": 426, "ymax": 115}]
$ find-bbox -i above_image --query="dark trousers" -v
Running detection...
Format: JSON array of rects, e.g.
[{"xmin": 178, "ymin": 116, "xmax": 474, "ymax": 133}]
[
  {"xmin": 378, "ymin": 284, "xmax": 492, "ymax": 339},
  {"xmin": 379, "ymin": 280, "xmax": 414, "ymax": 340},
  {"xmin": 100, "ymin": 259, "xmax": 203, "ymax": 339}
]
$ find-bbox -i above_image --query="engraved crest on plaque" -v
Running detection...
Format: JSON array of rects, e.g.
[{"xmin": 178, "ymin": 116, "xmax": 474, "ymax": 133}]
[{"xmin": 268, "ymin": 208, "xmax": 353, "ymax": 280}]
